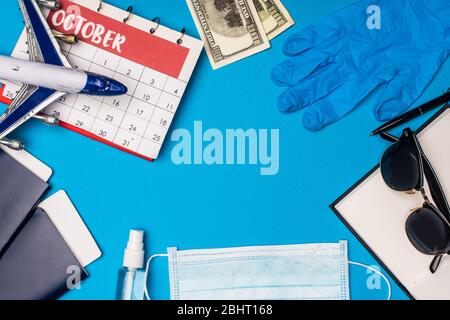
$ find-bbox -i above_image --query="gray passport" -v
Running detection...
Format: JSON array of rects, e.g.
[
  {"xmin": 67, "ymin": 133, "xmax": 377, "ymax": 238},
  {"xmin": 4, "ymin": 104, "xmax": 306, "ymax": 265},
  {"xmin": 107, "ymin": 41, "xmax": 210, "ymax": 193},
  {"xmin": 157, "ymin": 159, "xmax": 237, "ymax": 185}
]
[
  {"xmin": 0, "ymin": 150, "xmax": 49, "ymax": 255},
  {"xmin": 0, "ymin": 150, "xmax": 87, "ymax": 300}
]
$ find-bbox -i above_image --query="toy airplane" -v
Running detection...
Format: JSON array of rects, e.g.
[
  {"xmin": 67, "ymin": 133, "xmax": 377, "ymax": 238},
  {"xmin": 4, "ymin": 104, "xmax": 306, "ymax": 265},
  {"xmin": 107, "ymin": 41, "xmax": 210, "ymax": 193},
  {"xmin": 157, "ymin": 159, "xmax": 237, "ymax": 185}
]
[{"xmin": 0, "ymin": 0, "xmax": 127, "ymax": 150}]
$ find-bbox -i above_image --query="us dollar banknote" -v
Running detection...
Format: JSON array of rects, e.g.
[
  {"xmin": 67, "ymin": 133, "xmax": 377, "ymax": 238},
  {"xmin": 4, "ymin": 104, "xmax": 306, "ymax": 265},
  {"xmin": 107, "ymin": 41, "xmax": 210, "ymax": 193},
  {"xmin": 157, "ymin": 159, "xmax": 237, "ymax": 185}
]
[
  {"xmin": 252, "ymin": 0, "xmax": 294, "ymax": 39},
  {"xmin": 186, "ymin": 0, "xmax": 270, "ymax": 69}
]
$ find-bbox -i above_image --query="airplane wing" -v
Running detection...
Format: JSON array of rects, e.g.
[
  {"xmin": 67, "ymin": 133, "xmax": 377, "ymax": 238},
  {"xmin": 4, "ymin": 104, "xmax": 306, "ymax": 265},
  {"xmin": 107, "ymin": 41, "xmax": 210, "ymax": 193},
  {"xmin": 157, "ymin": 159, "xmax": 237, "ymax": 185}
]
[
  {"xmin": 0, "ymin": 0, "xmax": 69, "ymax": 138},
  {"xmin": 0, "ymin": 86, "xmax": 64, "ymax": 139},
  {"xmin": 20, "ymin": 0, "xmax": 71, "ymax": 67}
]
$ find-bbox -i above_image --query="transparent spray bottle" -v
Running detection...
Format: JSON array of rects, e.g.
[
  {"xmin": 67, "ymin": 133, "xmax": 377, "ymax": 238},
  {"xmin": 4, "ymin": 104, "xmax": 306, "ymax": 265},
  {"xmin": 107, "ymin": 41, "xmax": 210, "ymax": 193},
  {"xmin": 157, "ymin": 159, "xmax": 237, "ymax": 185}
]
[{"xmin": 116, "ymin": 230, "xmax": 145, "ymax": 300}]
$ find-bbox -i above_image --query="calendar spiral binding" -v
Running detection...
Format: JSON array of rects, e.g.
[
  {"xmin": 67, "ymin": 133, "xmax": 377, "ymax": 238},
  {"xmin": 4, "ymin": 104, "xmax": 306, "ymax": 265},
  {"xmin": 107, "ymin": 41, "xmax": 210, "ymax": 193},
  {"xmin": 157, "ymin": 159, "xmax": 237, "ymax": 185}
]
[
  {"xmin": 96, "ymin": 0, "xmax": 186, "ymax": 45},
  {"xmin": 149, "ymin": 17, "xmax": 160, "ymax": 34},
  {"xmin": 122, "ymin": 6, "xmax": 134, "ymax": 24},
  {"xmin": 176, "ymin": 27, "xmax": 186, "ymax": 45},
  {"xmin": 97, "ymin": 0, "xmax": 103, "ymax": 12}
]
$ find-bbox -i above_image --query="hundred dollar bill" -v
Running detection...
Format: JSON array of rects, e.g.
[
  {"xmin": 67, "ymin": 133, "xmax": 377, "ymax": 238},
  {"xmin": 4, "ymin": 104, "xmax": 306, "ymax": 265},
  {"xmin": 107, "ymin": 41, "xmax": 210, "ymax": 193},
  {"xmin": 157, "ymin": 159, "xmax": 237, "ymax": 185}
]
[
  {"xmin": 186, "ymin": 0, "xmax": 270, "ymax": 69},
  {"xmin": 253, "ymin": 0, "xmax": 294, "ymax": 39}
]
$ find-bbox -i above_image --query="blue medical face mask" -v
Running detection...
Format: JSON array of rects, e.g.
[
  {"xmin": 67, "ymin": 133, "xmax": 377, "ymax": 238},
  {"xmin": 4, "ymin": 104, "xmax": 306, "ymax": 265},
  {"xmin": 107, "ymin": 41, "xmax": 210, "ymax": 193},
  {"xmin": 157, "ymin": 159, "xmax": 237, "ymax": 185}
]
[
  {"xmin": 144, "ymin": 241, "xmax": 387, "ymax": 300},
  {"xmin": 167, "ymin": 241, "xmax": 349, "ymax": 300}
]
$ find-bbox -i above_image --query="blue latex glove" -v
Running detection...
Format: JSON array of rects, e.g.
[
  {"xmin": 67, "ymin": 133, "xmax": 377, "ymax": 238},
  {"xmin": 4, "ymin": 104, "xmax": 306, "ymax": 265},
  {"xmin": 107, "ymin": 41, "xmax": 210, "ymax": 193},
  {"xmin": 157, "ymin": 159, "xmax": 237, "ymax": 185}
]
[{"xmin": 271, "ymin": 0, "xmax": 450, "ymax": 131}]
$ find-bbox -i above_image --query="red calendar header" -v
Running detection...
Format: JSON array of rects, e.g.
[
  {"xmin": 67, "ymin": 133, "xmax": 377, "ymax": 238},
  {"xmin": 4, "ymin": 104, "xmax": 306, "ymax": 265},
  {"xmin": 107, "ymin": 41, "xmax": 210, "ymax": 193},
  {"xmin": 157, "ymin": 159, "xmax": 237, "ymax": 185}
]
[{"xmin": 47, "ymin": 0, "xmax": 189, "ymax": 79}]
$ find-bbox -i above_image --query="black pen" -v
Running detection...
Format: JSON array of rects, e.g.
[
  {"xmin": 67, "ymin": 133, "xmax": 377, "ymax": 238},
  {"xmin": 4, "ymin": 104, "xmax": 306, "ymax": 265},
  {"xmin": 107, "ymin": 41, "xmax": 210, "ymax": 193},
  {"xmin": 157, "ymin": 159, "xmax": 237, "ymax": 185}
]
[{"xmin": 371, "ymin": 90, "xmax": 450, "ymax": 136}]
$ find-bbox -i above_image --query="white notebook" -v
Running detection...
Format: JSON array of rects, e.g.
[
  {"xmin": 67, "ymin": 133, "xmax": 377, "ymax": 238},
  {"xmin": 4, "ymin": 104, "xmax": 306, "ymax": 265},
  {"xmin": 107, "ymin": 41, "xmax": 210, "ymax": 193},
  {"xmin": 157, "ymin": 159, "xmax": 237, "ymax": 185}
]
[
  {"xmin": 1, "ymin": 0, "xmax": 203, "ymax": 161},
  {"xmin": 332, "ymin": 106, "xmax": 450, "ymax": 300}
]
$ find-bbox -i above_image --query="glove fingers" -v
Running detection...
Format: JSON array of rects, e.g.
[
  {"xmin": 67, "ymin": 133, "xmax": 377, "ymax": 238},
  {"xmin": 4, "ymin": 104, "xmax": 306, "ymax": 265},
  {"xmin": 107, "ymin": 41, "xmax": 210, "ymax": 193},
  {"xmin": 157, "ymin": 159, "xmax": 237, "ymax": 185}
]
[
  {"xmin": 374, "ymin": 80, "xmax": 417, "ymax": 121},
  {"xmin": 374, "ymin": 51, "xmax": 447, "ymax": 121},
  {"xmin": 302, "ymin": 77, "xmax": 385, "ymax": 131},
  {"xmin": 277, "ymin": 65, "xmax": 346, "ymax": 113},
  {"xmin": 374, "ymin": 79, "xmax": 423, "ymax": 121},
  {"xmin": 283, "ymin": 24, "xmax": 338, "ymax": 56},
  {"xmin": 271, "ymin": 52, "xmax": 332, "ymax": 87},
  {"xmin": 374, "ymin": 75, "xmax": 427, "ymax": 121}
]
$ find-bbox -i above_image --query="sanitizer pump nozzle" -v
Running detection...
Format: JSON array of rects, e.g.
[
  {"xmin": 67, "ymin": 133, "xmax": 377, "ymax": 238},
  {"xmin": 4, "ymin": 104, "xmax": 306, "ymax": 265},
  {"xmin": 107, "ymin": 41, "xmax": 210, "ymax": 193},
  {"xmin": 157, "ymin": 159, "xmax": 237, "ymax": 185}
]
[{"xmin": 118, "ymin": 230, "xmax": 145, "ymax": 300}]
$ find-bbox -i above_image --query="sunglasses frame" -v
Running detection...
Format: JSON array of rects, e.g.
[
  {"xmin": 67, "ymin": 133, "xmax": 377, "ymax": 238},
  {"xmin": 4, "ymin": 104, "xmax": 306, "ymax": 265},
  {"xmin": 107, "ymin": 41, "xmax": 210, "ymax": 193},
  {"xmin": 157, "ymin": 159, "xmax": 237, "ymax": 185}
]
[{"xmin": 380, "ymin": 129, "xmax": 450, "ymax": 273}]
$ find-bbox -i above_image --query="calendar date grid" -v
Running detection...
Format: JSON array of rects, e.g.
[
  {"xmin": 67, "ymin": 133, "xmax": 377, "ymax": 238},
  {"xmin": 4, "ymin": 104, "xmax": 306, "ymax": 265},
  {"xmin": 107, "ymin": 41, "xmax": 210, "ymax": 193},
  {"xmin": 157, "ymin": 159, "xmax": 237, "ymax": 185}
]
[{"xmin": 45, "ymin": 42, "xmax": 187, "ymax": 157}]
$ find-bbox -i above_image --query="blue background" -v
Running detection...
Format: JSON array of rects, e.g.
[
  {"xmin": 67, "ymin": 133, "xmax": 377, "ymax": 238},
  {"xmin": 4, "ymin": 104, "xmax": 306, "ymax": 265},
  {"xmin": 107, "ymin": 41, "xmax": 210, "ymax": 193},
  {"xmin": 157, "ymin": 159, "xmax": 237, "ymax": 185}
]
[{"xmin": 1, "ymin": 0, "xmax": 449, "ymax": 300}]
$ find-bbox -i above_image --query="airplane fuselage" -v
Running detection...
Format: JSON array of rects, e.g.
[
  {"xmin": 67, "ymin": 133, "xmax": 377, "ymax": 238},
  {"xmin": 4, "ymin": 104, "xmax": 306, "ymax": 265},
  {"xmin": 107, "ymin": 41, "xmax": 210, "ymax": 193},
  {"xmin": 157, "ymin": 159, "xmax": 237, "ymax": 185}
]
[{"xmin": 0, "ymin": 55, "xmax": 127, "ymax": 96}]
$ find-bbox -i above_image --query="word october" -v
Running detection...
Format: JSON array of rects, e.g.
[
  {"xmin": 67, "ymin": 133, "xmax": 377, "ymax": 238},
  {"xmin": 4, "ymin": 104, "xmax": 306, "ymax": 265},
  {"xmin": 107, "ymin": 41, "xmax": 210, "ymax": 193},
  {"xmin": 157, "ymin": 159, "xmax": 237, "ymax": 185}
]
[{"xmin": 51, "ymin": 10, "xmax": 126, "ymax": 53}]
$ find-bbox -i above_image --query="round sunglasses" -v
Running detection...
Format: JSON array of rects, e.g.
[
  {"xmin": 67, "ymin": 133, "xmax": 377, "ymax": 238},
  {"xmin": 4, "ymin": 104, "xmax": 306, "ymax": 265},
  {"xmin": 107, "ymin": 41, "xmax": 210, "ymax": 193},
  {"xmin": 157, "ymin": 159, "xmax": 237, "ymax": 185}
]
[{"xmin": 380, "ymin": 128, "xmax": 450, "ymax": 273}]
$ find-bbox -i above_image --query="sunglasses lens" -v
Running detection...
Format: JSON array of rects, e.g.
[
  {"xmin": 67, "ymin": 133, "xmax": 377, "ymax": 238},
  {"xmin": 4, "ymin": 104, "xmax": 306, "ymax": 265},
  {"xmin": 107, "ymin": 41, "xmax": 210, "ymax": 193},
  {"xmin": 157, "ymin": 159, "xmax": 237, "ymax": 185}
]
[
  {"xmin": 406, "ymin": 207, "xmax": 450, "ymax": 255},
  {"xmin": 381, "ymin": 139, "xmax": 421, "ymax": 191}
]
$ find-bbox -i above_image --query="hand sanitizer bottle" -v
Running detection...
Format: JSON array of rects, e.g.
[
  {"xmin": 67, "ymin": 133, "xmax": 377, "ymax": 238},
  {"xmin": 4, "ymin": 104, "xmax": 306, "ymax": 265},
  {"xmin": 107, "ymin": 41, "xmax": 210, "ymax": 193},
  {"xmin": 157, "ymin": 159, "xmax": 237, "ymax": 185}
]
[{"xmin": 116, "ymin": 230, "xmax": 145, "ymax": 300}]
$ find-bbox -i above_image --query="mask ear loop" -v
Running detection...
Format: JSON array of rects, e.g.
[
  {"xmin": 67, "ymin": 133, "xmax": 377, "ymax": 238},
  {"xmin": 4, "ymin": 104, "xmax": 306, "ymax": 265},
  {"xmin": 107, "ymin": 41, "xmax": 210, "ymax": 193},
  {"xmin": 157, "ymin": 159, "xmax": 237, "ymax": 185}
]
[
  {"xmin": 142, "ymin": 256, "xmax": 391, "ymax": 300},
  {"xmin": 143, "ymin": 254, "xmax": 168, "ymax": 300},
  {"xmin": 349, "ymin": 261, "xmax": 391, "ymax": 300}
]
